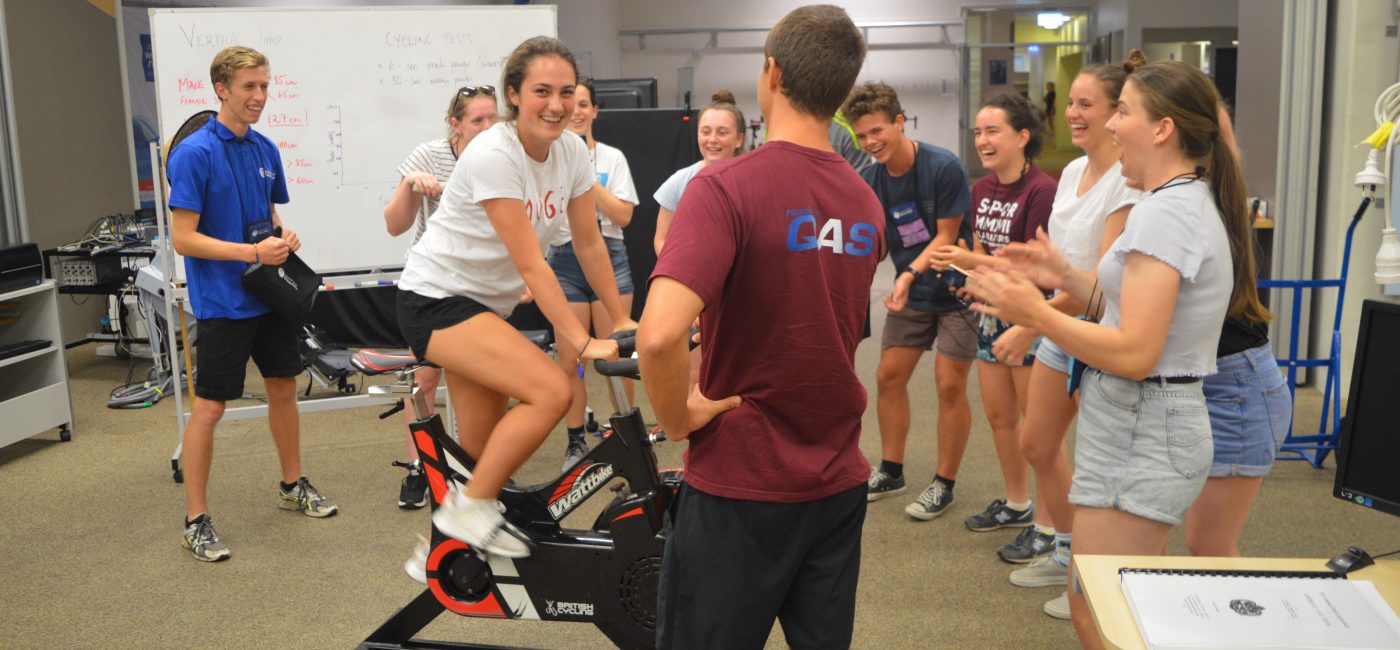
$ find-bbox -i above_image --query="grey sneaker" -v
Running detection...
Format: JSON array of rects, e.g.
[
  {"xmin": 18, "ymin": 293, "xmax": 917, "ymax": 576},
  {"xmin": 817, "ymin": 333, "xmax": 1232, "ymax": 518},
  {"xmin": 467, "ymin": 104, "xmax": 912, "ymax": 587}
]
[
  {"xmin": 866, "ymin": 468, "xmax": 907, "ymax": 501},
  {"xmin": 182, "ymin": 515, "xmax": 230, "ymax": 562},
  {"xmin": 999, "ymin": 526, "xmax": 1056, "ymax": 563},
  {"xmin": 1044, "ymin": 591, "xmax": 1071, "ymax": 620},
  {"xmin": 278, "ymin": 477, "xmax": 339, "ymax": 518},
  {"xmin": 965, "ymin": 498, "xmax": 1035, "ymax": 532},
  {"xmin": 1010, "ymin": 554, "xmax": 1070, "ymax": 588},
  {"xmin": 905, "ymin": 480, "xmax": 954, "ymax": 520},
  {"xmin": 562, "ymin": 438, "xmax": 589, "ymax": 473}
]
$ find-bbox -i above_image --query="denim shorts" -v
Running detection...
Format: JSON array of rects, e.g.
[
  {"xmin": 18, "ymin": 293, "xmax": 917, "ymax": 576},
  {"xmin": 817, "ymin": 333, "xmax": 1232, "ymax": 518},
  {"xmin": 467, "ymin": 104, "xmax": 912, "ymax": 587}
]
[
  {"xmin": 1204, "ymin": 343, "xmax": 1292, "ymax": 478},
  {"xmin": 1035, "ymin": 337, "xmax": 1071, "ymax": 374},
  {"xmin": 1069, "ymin": 369, "xmax": 1212, "ymax": 525},
  {"xmin": 547, "ymin": 237, "xmax": 634, "ymax": 303}
]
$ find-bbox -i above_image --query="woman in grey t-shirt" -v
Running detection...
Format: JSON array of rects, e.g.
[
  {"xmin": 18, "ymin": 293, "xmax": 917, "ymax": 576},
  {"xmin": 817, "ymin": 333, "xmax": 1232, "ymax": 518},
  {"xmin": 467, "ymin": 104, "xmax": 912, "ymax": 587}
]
[{"xmin": 965, "ymin": 61, "xmax": 1258, "ymax": 646}]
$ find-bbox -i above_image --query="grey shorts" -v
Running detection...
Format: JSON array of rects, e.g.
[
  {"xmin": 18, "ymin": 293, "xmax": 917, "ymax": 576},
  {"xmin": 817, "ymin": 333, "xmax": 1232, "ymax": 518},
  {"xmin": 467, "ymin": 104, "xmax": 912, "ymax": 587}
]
[
  {"xmin": 880, "ymin": 307, "xmax": 978, "ymax": 361},
  {"xmin": 1069, "ymin": 369, "xmax": 1212, "ymax": 525}
]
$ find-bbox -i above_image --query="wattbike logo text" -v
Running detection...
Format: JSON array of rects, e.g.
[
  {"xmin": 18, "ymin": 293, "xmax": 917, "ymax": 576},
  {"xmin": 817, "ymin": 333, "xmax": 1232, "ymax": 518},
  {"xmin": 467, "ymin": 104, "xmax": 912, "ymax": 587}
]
[
  {"xmin": 785, "ymin": 209, "xmax": 878, "ymax": 256},
  {"xmin": 547, "ymin": 463, "xmax": 615, "ymax": 520}
]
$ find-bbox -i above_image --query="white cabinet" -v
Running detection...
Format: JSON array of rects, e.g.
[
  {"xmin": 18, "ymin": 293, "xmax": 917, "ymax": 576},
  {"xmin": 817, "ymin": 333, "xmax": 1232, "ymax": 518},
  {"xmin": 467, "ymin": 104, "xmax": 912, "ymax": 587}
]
[{"xmin": 0, "ymin": 281, "xmax": 74, "ymax": 446}]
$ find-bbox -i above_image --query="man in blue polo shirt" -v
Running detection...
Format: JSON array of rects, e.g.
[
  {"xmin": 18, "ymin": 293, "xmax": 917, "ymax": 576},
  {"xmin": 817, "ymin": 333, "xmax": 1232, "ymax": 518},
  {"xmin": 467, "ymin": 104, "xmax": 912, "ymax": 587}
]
[{"xmin": 167, "ymin": 45, "xmax": 336, "ymax": 563}]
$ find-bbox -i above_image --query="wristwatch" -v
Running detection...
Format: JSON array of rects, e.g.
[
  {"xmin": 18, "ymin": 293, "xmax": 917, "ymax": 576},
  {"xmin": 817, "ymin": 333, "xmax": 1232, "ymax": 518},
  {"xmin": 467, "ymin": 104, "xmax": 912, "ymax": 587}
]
[{"xmin": 904, "ymin": 267, "xmax": 922, "ymax": 280}]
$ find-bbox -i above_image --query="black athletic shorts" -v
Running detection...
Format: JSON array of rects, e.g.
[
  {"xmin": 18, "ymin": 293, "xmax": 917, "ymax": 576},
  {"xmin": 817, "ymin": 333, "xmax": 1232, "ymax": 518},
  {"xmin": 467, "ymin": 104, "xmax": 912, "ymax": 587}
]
[
  {"xmin": 195, "ymin": 312, "xmax": 303, "ymax": 402},
  {"xmin": 657, "ymin": 482, "xmax": 868, "ymax": 649},
  {"xmin": 396, "ymin": 289, "xmax": 493, "ymax": 362}
]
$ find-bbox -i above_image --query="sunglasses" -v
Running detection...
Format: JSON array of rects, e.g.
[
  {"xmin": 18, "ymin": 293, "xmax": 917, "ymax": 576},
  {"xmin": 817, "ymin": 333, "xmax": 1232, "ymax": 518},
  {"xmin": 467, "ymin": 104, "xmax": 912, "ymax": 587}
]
[
  {"xmin": 459, "ymin": 85, "xmax": 496, "ymax": 99},
  {"xmin": 938, "ymin": 268, "xmax": 972, "ymax": 309}
]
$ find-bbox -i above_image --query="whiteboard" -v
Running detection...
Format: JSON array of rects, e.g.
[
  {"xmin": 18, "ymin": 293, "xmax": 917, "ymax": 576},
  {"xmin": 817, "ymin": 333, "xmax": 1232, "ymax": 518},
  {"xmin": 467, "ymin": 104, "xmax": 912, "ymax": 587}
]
[{"xmin": 150, "ymin": 5, "xmax": 556, "ymax": 274}]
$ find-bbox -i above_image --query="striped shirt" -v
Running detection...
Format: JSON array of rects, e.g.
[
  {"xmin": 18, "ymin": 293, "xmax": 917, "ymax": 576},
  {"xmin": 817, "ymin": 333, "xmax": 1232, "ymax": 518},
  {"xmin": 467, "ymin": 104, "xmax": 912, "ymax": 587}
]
[{"xmin": 396, "ymin": 138, "xmax": 459, "ymax": 244}]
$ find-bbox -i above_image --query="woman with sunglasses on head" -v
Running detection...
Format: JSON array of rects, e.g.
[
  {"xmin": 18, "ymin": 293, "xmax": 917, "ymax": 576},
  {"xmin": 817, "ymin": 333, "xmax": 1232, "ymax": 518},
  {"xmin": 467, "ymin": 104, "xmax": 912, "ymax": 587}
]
[
  {"xmin": 546, "ymin": 77, "xmax": 640, "ymax": 471},
  {"xmin": 653, "ymin": 90, "xmax": 745, "ymax": 254},
  {"xmin": 966, "ymin": 60, "xmax": 1256, "ymax": 648},
  {"xmin": 396, "ymin": 37, "xmax": 634, "ymax": 559},
  {"xmin": 382, "ymin": 84, "xmax": 499, "ymax": 511},
  {"xmin": 929, "ymin": 91, "xmax": 1056, "ymax": 552}
]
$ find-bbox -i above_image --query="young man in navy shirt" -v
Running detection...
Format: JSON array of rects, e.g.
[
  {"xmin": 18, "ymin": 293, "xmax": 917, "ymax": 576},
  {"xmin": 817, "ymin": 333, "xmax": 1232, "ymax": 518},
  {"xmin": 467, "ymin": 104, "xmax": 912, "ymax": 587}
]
[
  {"xmin": 639, "ymin": 6, "xmax": 881, "ymax": 647},
  {"xmin": 167, "ymin": 46, "xmax": 336, "ymax": 563}
]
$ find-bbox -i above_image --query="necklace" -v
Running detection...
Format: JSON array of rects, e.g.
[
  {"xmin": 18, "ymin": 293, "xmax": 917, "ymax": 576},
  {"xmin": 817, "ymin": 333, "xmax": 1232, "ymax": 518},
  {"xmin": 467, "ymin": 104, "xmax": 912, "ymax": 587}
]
[{"xmin": 1149, "ymin": 165, "xmax": 1206, "ymax": 194}]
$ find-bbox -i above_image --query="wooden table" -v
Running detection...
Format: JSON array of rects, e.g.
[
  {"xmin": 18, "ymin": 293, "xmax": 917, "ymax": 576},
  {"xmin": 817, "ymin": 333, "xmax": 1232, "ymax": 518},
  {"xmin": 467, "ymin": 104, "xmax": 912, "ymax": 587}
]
[{"xmin": 1073, "ymin": 555, "xmax": 1400, "ymax": 649}]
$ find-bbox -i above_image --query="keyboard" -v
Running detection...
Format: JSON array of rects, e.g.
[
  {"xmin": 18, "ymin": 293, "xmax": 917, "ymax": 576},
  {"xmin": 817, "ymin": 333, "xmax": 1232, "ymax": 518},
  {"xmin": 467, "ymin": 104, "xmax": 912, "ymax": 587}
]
[{"xmin": 0, "ymin": 339, "xmax": 50, "ymax": 361}]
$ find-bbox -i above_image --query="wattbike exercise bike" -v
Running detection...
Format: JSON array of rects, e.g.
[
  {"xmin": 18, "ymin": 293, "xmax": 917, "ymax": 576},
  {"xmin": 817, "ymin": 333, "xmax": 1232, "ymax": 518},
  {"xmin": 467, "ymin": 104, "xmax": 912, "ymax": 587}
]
[{"xmin": 355, "ymin": 332, "xmax": 680, "ymax": 650}]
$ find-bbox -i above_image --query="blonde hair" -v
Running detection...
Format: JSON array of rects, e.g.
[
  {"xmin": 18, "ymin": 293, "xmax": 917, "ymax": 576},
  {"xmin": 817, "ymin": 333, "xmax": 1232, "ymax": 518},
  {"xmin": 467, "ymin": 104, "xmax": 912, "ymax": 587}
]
[{"xmin": 209, "ymin": 46, "xmax": 269, "ymax": 89}]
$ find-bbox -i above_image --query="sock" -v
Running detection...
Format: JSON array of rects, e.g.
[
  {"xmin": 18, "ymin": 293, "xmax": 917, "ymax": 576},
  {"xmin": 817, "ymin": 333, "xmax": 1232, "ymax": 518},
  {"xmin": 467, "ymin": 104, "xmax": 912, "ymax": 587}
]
[
  {"xmin": 933, "ymin": 474, "xmax": 956, "ymax": 491},
  {"xmin": 1053, "ymin": 533, "xmax": 1072, "ymax": 567},
  {"xmin": 185, "ymin": 513, "xmax": 207, "ymax": 527},
  {"xmin": 280, "ymin": 479, "xmax": 299, "ymax": 492},
  {"xmin": 1034, "ymin": 523, "xmax": 1056, "ymax": 536},
  {"xmin": 1005, "ymin": 499, "xmax": 1031, "ymax": 511},
  {"xmin": 567, "ymin": 425, "xmax": 586, "ymax": 443},
  {"xmin": 879, "ymin": 460, "xmax": 904, "ymax": 478}
]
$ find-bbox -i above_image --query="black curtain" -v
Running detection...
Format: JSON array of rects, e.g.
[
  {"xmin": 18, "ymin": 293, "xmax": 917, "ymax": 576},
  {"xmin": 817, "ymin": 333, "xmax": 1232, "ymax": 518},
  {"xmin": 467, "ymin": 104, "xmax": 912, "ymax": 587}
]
[{"xmin": 314, "ymin": 108, "xmax": 699, "ymax": 347}]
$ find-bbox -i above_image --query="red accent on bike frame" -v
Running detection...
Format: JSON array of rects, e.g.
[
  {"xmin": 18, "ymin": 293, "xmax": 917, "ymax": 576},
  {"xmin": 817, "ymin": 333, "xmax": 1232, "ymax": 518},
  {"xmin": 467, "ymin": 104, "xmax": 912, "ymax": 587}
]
[
  {"xmin": 426, "ymin": 539, "xmax": 508, "ymax": 618},
  {"xmin": 353, "ymin": 349, "xmax": 416, "ymax": 372},
  {"xmin": 612, "ymin": 507, "xmax": 644, "ymax": 522},
  {"xmin": 548, "ymin": 464, "xmax": 589, "ymax": 503},
  {"xmin": 415, "ymin": 429, "xmax": 447, "ymax": 504}
]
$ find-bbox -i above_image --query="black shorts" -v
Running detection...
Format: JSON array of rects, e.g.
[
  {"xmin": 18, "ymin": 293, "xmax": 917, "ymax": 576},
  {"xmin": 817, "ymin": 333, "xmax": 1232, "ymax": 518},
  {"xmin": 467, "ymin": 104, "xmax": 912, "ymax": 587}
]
[
  {"xmin": 195, "ymin": 312, "xmax": 303, "ymax": 402},
  {"xmin": 657, "ymin": 482, "xmax": 867, "ymax": 650},
  {"xmin": 396, "ymin": 289, "xmax": 493, "ymax": 362}
]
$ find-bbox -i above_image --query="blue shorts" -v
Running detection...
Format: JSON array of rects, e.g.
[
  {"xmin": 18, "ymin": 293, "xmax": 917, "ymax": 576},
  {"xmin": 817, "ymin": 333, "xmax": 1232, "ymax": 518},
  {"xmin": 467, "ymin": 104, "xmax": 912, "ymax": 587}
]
[
  {"xmin": 975, "ymin": 314, "xmax": 1040, "ymax": 365},
  {"xmin": 547, "ymin": 237, "xmax": 633, "ymax": 303},
  {"xmin": 1204, "ymin": 343, "xmax": 1292, "ymax": 478},
  {"xmin": 1069, "ymin": 369, "xmax": 1212, "ymax": 525}
]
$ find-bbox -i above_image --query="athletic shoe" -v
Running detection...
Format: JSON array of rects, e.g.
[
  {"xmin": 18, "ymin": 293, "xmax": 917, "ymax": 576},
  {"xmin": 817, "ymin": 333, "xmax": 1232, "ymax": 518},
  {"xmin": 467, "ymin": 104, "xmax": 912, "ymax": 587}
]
[
  {"xmin": 562, "ymin": 438, "xmax": 589, "ymax": 473},
  {"xmin": 182, "ymin": 515, "xmax": 230, "ymax": 562},
  {"xmin": 866, "ymin": 469, "xmax": 907, "ymax": 501},
  {"xmin": 404, "ymin": 533, "xmax": 430, "ymax": 585},
  {"xmin": 1010, "ymin": 554, "xmax": 1070, "ymax": 588},
  {"xmin": 1044, "ymin": 591, "xmax": 1071, "ymax": 620},
  {"xmin": 432, "ymin": 490, "xmax": 532, "ymax": 559},
  {"xmin": 965, "ymin": 498, "xmax": 1035, "ymax": 531},
  {"xmin": 278, "ymin": 477, "xmax": 339, "ymax": 518},
  {"xmin": 905, "ymin": 480, "xmax": 955, "ymax": 520},
  {"xmin": 394, "ymin": 460, "xmax": 429, "ymax": 509},
  {"xmin": 998, "ymin": 527, "xmax": 1056, "ymax": 563}
]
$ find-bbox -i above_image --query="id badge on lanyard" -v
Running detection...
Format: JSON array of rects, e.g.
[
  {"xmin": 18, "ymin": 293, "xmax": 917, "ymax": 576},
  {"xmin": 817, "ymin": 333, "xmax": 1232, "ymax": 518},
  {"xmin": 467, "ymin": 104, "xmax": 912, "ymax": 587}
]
[
  {"xmin": 892, "ymin": 202, "xmax": 932, "ymax": 248},
  {"xmin": 246, "ymin": 219, "xmax": 275, "ymax": 244}
]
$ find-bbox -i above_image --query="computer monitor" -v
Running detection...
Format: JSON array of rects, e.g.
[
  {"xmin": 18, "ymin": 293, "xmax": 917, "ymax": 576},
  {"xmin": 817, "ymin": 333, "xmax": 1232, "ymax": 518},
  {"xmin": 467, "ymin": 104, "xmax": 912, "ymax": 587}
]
[
  {"xmin": 594, "ymin": 78, "xmax": 658, "ymax": 110},
  {"xmin": 1334, "ymin": 299, "xmax": 1400, "ymax": 518}
]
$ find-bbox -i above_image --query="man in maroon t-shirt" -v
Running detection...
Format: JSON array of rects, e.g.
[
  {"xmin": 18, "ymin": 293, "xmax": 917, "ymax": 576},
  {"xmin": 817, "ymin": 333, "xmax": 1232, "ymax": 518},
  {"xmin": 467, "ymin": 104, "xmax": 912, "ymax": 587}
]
[{"xmin": 638, "ymin": 6, "xmax": 882, "ymax": 648}]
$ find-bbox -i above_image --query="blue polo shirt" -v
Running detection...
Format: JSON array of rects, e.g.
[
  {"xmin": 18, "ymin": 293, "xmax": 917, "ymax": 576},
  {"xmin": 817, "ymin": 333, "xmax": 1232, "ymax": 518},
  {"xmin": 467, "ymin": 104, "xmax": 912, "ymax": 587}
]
[{"xmin": 167, "ymin": 119, "xmax": 290, "ymax": 320}]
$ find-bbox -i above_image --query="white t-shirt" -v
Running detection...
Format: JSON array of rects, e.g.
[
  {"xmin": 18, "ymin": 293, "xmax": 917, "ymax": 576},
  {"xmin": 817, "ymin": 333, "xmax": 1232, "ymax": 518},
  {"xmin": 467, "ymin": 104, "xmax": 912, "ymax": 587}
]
[
  {"xmin": 1097, "ymin": 179, "xmax": 1232, "ymax": 377},
  {"xmin": 552, "ymin": 140, "xmax": 638, "ymax": 244},
  {"xmin": 653, "ymin": 160, "xmax": 706, "ymax": 212},
  {"xmin": 396, "ymin": 138, "xmax": 458, "ymax": 244},
  {"xmin": 399, "ymin": 122, "xmax": 594, "ymax": 316},
  {"xmin": 1049, "ymin": 156, "xmax": 1142, "ymax": 271}
]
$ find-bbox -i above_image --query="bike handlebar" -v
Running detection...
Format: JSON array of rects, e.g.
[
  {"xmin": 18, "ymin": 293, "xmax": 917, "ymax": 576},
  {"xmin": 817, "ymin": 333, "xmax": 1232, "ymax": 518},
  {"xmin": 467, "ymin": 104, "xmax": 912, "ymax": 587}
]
[{"xmin": 591, "ymin": 328, "xmax": 699, "ymax": 379}]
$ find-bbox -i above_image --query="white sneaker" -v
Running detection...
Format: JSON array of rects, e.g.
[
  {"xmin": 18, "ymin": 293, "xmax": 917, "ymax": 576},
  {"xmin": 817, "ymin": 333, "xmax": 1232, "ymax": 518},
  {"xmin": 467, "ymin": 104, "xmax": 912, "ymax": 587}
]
[
  {"xmin": 404, "ymin": 534, "xmax": 430, "ymax": 585},
  {"xmin": 1044, "ymin": 591, "xmax": 1071, "ymax": 620},
  {"xmin": 1009, "ymin": 554, "xmax": 1070, "ymax": 588},
  {"xmin": 431, "ymin": 490, "xmax": 532, "ymax": 559}
]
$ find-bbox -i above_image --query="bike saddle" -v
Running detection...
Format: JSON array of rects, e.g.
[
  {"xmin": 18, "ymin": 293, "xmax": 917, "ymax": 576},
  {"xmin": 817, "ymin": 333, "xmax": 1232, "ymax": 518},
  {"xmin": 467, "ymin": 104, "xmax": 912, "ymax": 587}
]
[
  {"xmin": 522, "ymin": 329, "xmax": 552, "ymax": 350},
  {"xmin": 351, "ymin": 348, "xmax": 434, "ymax": 375}
]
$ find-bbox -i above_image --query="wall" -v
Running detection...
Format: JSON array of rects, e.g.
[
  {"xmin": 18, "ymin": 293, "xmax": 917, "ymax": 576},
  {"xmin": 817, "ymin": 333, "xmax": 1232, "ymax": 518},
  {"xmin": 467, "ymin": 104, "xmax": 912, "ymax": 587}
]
[
  {"xmin": 557, "ymin": 0, "xmax": 623, "ymax": 79},
  {"xmin": 6, "ymin": 0, "xmax": 134, "ymax": 343},
  {"xmin": 1314, "ymin": 0, "xmax": 1400, "ymax": 399},
  {"xmin": 1234, "ymin": 0, "xmax": 1283, "ymax": 218},
  {"xmin": 1118, "ymin": 0, "xmax": 1239, "ymax": 50},
  {"xmin": 617, "ymin": 0, "xmax": 970, "ymax": 152}
]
